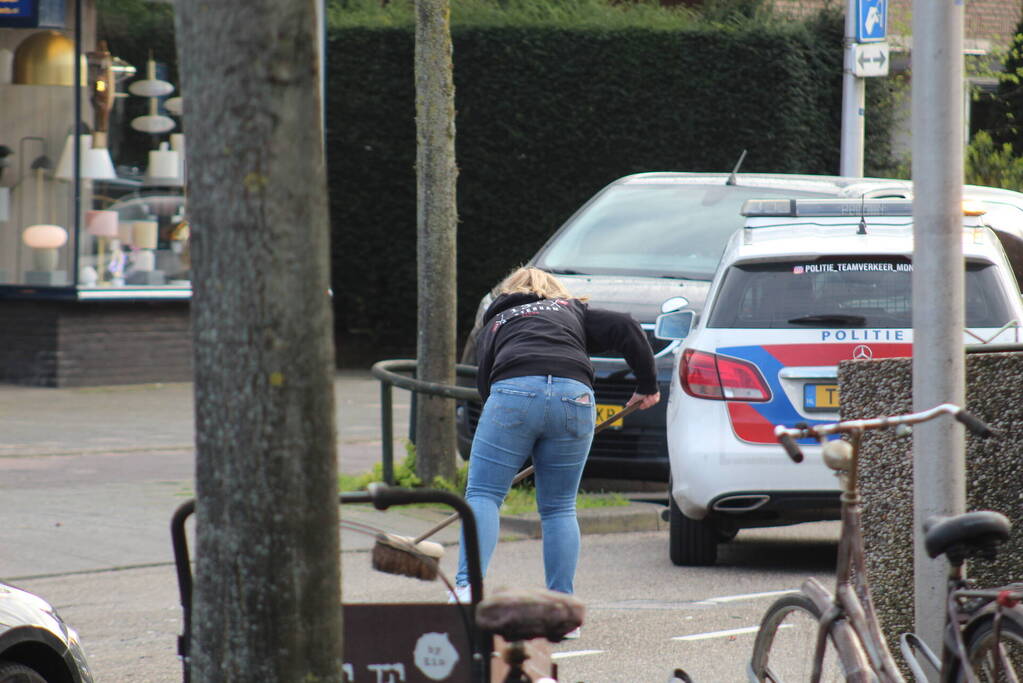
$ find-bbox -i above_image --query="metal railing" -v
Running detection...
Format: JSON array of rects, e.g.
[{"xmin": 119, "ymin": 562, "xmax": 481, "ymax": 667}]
[{"xmin": 370, "ymin": 359, "xmax": 480, "ymax": 483}]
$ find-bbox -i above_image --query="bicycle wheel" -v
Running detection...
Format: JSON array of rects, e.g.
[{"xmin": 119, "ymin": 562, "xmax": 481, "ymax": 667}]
[
  {"xmin": 951, "ymin": 606, "xmax": 1023, "ymax": 682},
  {"xmin": 749, "ymin": 593, "xmax": 848, "ymax": 682}
]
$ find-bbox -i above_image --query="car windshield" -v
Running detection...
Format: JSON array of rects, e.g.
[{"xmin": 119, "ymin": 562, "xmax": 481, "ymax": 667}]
[
  {"xmin": 708, "ymin": 257, "xmax": 1013, "ymax": 329},
  {"xmin": 533, "ymin": 183, "xmax": 837, "ymax": 280}
]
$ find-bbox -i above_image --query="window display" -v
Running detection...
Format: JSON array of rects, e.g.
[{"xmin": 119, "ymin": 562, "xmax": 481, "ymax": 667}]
[{"xmin": 0, "ymin": 0, "xmax": 189, "ymax": 298}]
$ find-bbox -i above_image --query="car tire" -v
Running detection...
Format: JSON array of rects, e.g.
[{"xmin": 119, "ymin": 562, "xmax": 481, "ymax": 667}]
[
  {"xmin": 668, "ymin": 489, "xmax": 718, "ymax": 566},
  {"xmin": 0, "ymin": 661, "xmax": 47, "ymax": 683}
]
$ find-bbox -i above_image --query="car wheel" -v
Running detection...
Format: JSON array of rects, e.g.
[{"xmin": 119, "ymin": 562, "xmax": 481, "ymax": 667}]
[
  {"xmin": 0, "ymin": 661, "xmax": 47, "ymax": 683},
  {"xmin": 668, "ymin": 489, "xmax": 718, "ymax": 566}
]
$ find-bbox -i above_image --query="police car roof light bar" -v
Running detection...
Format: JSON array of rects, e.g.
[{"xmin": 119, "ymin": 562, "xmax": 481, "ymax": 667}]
[{"xmin": 741, "ymin": 198, "xmax": 916, "ymax": 218}]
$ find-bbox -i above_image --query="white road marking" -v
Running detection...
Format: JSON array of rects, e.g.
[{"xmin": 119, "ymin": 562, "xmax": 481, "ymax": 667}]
[
  {"xmin": 671, "ymin": 625, "xmax": 762, "ymax": 641},
  {"xmin": 552, "ymin": 650, "xmax": 606, "ymax": 660},
  {"xmin": 694, "ymin": 589, "xmax": 799, "ymax": 606}
]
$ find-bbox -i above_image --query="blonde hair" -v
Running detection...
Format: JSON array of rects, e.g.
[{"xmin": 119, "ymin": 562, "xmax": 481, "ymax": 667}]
[{"xmin": 497, "ymin": 266, "xmax": 583, "ymax": 300}]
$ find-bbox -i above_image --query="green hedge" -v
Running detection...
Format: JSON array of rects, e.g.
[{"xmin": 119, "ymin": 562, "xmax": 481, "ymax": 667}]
[
  {"xmin": 95, "ymin": 2, "xmax": 898, "ymax": 361},
  {"xmin": 326, "ymin": 12, "xmax": 896, "ymax": 354}
]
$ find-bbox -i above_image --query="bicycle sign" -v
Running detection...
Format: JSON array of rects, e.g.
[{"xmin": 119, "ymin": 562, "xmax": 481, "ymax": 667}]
[{"xmin": 857, "ymin": 0, "xmax": 887, "ymax": 42}]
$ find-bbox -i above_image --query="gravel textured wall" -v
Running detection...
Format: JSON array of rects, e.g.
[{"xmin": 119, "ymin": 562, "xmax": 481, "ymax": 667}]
[{"xmin": 839, "ymin": 353, "xmax": 1023, "ymax": 657}]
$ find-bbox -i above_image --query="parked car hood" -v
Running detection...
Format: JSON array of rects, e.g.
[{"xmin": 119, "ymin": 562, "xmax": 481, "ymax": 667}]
[{"xmin": 554, "ymin": 273, "xmax": 708, "ymax": 323}]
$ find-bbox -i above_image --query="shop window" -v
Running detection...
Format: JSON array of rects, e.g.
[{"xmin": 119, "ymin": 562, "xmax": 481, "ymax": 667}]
[{"xmin": 0, "ymin": 0, "xmax": 189, "ymax": 299}]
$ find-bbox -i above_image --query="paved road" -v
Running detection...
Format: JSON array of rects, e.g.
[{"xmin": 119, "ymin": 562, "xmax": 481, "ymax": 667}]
[{"xmin": 0, "ymin": 373, "xmax": 840, "ymax": 682}]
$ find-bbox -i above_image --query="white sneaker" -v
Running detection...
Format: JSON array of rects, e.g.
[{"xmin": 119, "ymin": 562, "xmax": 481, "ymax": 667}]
[
  {"xmin": 562, "ymin": 626, "xmax": 581, "ymax": 640},
  {"xmin": 447, "ymin": 584, "xmax": 471, "ymax": 603}
]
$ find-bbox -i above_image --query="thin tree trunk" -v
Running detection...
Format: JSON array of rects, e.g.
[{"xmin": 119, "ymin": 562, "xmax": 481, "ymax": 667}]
[
  {"xmin": 415, "ymin": 0, "xmax": 459, "ymax": 483},
  {"xmin": 175, "ymin": 1, "xmax": 342, "ymax": 680}
]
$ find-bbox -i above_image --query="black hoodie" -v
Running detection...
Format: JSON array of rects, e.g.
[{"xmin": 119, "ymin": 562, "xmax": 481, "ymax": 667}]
[{"xmin": 474, "ymin": 292, "xmax": 658, "ymax": 402}]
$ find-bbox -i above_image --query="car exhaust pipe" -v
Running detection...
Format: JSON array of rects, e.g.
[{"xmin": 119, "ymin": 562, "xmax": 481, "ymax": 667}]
[{"xmin": 712, "ymin": 495, "xmax": 770, "ymax": 513}]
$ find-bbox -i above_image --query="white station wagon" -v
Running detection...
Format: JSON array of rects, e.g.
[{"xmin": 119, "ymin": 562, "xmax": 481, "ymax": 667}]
[{"xmin": 656, "ymin": 197, "xmax": 1023, "ymax": 565}]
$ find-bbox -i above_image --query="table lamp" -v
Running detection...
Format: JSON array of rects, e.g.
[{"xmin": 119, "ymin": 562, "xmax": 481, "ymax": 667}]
[
  {"xmin": 23, "ymin": 224, "xmax": 68, "ymax": 285},
  {"xmin": 127, "ymin": 220, "xmax": 165, "ymax": 285},
  {"xmin": 85, "ymin": 209, "xmax": 118, "ymax": 284}
]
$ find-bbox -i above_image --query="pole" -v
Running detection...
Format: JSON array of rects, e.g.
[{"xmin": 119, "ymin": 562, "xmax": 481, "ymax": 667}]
[
  {"xmin": 840, "ymin": 0, "xmax": 864, "ymax": 177},
  {"xmin": 911, "ymin": 0, "xmax": 965, "ymax": 666}
]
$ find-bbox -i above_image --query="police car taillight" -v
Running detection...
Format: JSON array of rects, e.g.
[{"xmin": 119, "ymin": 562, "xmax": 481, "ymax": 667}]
[{"xmin": 681, "ymin": 349, "xmax": 771, "ymax": 402}]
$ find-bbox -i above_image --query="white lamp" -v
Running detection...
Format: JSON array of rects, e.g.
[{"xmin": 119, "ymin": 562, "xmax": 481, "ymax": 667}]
[
  {"xmin": 143, "ymin": 142, "xmax": 182, "ymax": 187},
  {"xmin": 86, "ymin": 209, "xmax": 118, "ymax": 284},
  {"xmin": 130, "ymin": 57, "xmax": 175, "ymax": 134},
  {"xmin": 128, "ymin": 57, "xmax": 173, "ymax": 97},
  {"xmin": 127, "ymin": 220, "xmax": 165, "ymax": 285},
  {"xmin": 164, "ymin": 96, "xmax": 182, "ymax": 116},
  {"xmin": 23, "ymin": 224, "xmax": 68, "ymax": 285},
  {"xmin": 54, "ymin": 133, "xmax": 117, "ymax": 180}
]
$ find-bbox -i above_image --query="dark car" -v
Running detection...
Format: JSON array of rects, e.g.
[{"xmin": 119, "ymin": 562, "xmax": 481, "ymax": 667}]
[
  {"xmin": 0, "ymin": 581, "xmax": 93, "ymax": 683},
  {"xmin": 456, "ymin": 172, "xmax": 918, "ymax": 482}
]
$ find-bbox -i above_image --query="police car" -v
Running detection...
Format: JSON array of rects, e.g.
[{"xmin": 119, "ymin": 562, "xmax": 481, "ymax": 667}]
[{"xmin": 656, "ymin": 197, "xmax": 1023, "ymax": 565}]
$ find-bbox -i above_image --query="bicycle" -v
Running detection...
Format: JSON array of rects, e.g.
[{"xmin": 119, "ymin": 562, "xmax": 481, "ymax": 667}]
[{"xmin": 746, "ymin": 403, "xmax": 1023, "ymax": 682}]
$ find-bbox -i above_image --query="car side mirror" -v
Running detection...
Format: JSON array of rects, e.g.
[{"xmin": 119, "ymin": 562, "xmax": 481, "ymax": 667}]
[{"xmin": 654, "ymin": 310, "xmax": 694, "ymax": 340}]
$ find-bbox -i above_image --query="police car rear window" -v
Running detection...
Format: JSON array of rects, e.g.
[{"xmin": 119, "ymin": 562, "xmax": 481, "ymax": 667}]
[{"xmin": 707, "ymin": 258, "xmax": 1012, "ymax": 329}]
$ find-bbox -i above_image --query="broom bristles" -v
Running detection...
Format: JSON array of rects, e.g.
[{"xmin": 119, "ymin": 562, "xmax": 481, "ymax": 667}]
[{"xmin": 371, "ymin": 533, "xmax": 442, "ymax": 581}]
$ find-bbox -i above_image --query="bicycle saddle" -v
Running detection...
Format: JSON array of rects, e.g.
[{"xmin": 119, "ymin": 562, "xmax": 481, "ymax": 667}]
[
  {"xmin": 923, "ymin": 510, "xmax": 1011, "ymax": 563},
  {"xmin": 475, "ymin": 588, "xmax": 585, "ymax": 643}
]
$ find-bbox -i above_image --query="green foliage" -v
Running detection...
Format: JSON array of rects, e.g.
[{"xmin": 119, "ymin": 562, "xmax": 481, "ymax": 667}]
[
  {"xmin": 327, "ymin": 8, "xmax": 897, "ymax": 352},
  {"xmin": 988, "ymin": 21, "xmax": 1023, "ymax": 149},
  {"xmin": 337, "ymin": 445, "xmax": 627, "ymax": 514},
  {"xmin": 330, "ymin": 0, "xmax": 702, "ymax": 29},
  {"xmin": 965, "ymin": 131, "xmax": 1023, "ymax": 192}
]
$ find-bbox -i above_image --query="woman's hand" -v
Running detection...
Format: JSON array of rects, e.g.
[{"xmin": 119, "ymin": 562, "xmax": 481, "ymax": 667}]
[{"xmin": 627, "ymin": 391, "xmax": 660, "ymax": 410}]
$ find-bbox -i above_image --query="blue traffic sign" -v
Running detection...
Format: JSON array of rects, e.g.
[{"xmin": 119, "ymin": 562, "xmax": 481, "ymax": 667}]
[{"xmin": 856, "ymin": 0, "xmax": 887, "ymax": 42}]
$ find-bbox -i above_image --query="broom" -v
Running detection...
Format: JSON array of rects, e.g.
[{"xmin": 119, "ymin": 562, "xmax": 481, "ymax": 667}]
[{"xmin": 372, "ymin": 400, "xmax": 642, "ymax": 580}]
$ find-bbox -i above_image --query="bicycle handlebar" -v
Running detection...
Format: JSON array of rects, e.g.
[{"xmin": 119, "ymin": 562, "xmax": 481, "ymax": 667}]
[{"xmin": 773, "ymin": 404, "xmax": 994, "ymax": 463}]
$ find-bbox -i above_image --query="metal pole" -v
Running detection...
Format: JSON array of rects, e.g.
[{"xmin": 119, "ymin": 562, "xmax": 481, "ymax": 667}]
[
  {"xmin": 840, "ymin": 0, "xmax": 865, "ymax": 177},
  {"xmin": 381, "ymin": 380, "xmax": 394, "ymax": 485},
  {"xmin": 911, "ymin": 0, "xmax": 966, "ymax": 666}
]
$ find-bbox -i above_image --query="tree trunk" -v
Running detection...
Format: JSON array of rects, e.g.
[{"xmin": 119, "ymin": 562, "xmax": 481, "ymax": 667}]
[
  {"xmin": 174, "ymin": 1, "xmax": 342, "ymax": 680},
  {"xmin": 415, "ymin": 0, "xmax": 459, "ymax": 483}
]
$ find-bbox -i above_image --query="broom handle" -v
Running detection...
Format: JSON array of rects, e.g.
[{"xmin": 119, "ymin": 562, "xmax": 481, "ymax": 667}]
[{"xmin": 410, "ymin": 400, "xmax": 643, "ymax": 544}]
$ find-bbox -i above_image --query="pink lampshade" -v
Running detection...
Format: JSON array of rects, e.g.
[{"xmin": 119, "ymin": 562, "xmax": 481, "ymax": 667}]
[{"xmin": 85, "ymin": 210, "xmax": 118, "ymax": 237}]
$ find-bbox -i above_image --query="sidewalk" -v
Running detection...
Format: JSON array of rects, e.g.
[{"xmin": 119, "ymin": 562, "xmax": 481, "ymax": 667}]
[{"xmin": 0, "ymin": 370, "xmax": 666, "ymax": 565}]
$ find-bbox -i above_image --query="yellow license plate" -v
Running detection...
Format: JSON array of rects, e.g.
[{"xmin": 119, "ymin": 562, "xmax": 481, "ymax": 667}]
[
  {"xmin": 804, "ymin": 384, "xmax": 839, "ymax": 411},
  {"xmin": 596, "ymin": 403, "xmax": 625, "ymax": 429}
]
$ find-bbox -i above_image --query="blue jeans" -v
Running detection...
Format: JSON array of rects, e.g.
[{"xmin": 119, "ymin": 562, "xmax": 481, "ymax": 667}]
[{"xmin": 455, "ymin": 375, "xmax": 595, "ymax": 594}]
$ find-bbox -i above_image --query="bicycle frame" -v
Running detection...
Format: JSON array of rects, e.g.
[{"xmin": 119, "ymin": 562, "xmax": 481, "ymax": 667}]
[
  {"xmin": 801, "ymin": 428, "xmax": 905, "ymax": 683},
  {"xmin": 771, "ymin": 404, "xmax": 996, "ymax": 683}
]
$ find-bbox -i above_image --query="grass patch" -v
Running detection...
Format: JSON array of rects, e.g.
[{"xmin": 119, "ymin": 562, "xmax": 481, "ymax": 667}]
[{"xmin": 339, "ymin": 444, "xmax": 629, "ymax": 514}]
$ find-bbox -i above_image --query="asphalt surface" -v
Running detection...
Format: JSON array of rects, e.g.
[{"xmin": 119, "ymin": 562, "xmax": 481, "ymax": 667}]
[{"xmin": 0, "ymin": 371, "xmax": 671, "ymax": 681}]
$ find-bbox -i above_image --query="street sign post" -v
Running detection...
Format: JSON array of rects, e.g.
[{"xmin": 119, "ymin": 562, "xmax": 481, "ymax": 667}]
[
  {"xmin": 851, "ymin": 42, "xmax": 890, "ymax": 78},
  {"xmin": 856, "ymin": 0, "xmax": 887, "ymax": 42}
]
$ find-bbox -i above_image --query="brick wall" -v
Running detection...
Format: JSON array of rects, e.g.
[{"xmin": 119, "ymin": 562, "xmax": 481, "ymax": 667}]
[
  {"xmin": 770, "ymin": 0, "xmax": 1021, "ymax": 49},
  {"xmin": 0, "ymin": 300, "xmax": 193, "ymax": 387}
]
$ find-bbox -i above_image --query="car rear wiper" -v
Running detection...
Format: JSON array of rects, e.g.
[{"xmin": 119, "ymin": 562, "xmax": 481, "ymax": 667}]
[
  {"xmin": 787, "ymin": 314, "xmax": 866, "ymax": 326},
  {"xmin": 546, "ymin": 268, "xmax": 587, "ymax": 275}
]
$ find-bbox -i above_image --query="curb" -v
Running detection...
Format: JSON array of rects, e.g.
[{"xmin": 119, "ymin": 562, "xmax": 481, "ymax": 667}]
[{"xmin": 499, "ymin": 501, "xmax": 667, "ymax": 538}]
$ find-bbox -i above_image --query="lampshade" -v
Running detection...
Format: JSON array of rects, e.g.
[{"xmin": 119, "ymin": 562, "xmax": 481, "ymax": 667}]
[
  {"xmin": 13, "ymin": 30, "xmax": 80, "ymax": 85},
  {"xmin": 85, "ymin": 210, "xmax": 118, "ymax": 237},
  {"xmin": 54, "ymin": 134, "xmax": 91, "ymax": 179},
  {"xmin": 83, "ymin": 147, "xmax": 117, "ymax": 179},
  {"xmin": 164, "ymin": 96, "xmax": 182, "ymax": 116},
  {"xmin": 143, "ymin": 142, "xmax": 182, "ymax": 187},
  {"xmin": 131, "ymin": 114, "xmax": 176, "ymax": 134},
  {"xmin": 23, "ymin": 224, "xmax": 67, "ymax": 249},
  {"xmin": 129, "ymin": 57, "xmax": 173, "ymax": 97},
  {"xmin": 133, "ymin": 221, "xmax": 158, "ymax": 249},
  {"xmin": 117, "ymin": 221, "xmax": 134, "ymax": 245},
  {"xmin": 54, "ymin": 134, "xmax": 117, "ymax": 180}
]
